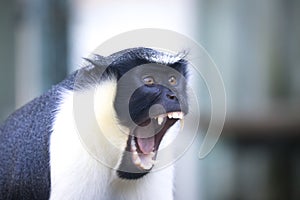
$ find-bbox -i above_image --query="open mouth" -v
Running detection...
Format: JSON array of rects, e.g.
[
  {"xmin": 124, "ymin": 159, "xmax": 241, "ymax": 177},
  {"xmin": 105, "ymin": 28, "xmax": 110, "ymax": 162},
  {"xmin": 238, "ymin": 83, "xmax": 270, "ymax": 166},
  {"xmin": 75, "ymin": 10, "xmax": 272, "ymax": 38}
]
[{"xmin": 129, "ymin": 111, "xmax": 185, "ymax": 170}]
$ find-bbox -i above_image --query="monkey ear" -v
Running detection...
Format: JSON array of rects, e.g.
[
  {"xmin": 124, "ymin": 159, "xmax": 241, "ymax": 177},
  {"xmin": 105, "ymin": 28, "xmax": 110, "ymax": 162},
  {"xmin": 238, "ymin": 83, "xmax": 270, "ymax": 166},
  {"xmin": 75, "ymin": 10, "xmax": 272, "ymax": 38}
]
[
  {"xmin": 92, "ymin": 54, "xmax": 106, "ymax": 61},
  {"xmin": 83, "ymin": 54, "xmax": 110, "ymax": 68}
]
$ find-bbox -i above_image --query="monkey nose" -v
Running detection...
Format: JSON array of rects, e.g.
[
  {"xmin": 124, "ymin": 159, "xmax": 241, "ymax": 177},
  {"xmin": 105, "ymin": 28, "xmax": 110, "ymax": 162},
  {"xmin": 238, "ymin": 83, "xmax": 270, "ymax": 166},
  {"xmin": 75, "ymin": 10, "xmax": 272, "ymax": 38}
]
[{"xmin": 166, "ymin": 93, "xmax": 177, "ymax": 101}]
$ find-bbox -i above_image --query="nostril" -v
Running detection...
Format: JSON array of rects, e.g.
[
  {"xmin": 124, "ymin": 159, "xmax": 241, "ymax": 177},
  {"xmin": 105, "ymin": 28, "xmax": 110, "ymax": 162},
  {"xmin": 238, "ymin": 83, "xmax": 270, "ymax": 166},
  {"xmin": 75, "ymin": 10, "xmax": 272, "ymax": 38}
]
[{"xmin": 166, "ymin": 94, "xmax": 177, "ymax": 100}]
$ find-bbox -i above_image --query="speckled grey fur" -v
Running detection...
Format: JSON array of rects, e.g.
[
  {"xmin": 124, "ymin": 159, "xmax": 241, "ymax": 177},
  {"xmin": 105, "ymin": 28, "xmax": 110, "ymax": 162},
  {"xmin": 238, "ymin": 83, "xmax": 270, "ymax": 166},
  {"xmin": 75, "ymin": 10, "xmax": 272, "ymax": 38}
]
[{"xmin": 0, "ymin": 73, "xmax": 77, "ymax": 200}]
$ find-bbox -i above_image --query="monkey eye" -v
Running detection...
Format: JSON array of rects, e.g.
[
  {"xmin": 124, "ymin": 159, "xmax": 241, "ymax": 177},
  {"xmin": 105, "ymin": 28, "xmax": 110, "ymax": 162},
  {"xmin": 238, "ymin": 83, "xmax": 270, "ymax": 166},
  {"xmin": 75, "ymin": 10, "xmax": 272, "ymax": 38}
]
[
  {"xmin": 168, "ymin": 76, "xmax": 177, "ymax": 85},
  {"xmin": 143, "ymin": 76, "xmax": 155, "ymax": 85}
]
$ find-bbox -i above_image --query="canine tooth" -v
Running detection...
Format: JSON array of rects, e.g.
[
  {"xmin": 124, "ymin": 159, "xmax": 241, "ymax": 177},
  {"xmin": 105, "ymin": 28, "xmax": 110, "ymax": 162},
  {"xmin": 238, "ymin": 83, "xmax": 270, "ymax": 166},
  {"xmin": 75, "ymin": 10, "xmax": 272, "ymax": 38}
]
[
  {"xmin": 134, "ymin": 159, "xmax": 141, "ymax": 166},
  {"xmin": 180, "ymin": 119, "xmax": 184, "ymax": 130},
  {"xmin": 133, "ymin": 156, "xmax": 141, "ymax": 165},
  {"xmin": 168, "ymin": 113, "xmax": 173, "ymax": 119},
  {"xmin": 158, "ymin": 116, "xmax": 164, "ymax": 125},
  {"xmin": 134, "ymin": 159, "xmax": 141, "ymax": 165},
  {"xmin": 133, "ymin": 152, "xmax": 138, "ymax": 159}
]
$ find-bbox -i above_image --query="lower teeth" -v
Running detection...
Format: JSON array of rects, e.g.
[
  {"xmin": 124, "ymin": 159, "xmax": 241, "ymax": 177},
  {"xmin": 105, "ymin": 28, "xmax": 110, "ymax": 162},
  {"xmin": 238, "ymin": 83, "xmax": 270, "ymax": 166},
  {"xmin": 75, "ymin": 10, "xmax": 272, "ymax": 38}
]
[{"xmin": 131, "ymin": 137, "xmax": 155, "ymax": 170}]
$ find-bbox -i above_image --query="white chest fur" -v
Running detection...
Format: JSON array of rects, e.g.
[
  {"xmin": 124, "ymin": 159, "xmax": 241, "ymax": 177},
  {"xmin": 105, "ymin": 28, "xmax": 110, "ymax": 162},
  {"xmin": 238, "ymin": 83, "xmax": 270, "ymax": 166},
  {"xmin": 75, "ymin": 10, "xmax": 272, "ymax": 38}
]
[{"xmin": 49, "ymin": 82, "xmax": 175, "ymax": 200}]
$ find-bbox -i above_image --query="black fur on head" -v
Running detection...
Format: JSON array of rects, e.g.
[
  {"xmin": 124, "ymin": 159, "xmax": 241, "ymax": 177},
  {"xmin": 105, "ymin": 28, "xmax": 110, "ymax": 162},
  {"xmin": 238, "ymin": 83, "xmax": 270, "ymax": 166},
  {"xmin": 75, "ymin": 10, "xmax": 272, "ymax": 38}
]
[{"xmin": 79, "ymin": 48, "xmax": 188, "ymax": 86}]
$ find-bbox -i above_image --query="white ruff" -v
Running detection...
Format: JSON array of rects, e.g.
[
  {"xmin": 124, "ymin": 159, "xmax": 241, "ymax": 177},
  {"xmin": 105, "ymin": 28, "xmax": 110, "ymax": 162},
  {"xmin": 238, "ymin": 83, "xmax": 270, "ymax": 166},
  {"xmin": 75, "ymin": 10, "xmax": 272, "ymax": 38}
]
[{"xmin": 49, "ymin": 79, "xmax": 175, "ymax": 200}]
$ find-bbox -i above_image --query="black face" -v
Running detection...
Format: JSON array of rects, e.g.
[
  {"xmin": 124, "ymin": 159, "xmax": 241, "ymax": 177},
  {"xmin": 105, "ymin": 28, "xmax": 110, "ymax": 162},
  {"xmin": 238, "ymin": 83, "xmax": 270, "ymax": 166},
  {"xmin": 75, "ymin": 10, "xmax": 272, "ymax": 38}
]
[
  {"xmin": 115, "ymin": 64, "xmax": 188, "ymax": 126},
  {"xmin": 113, "ymin": 61, "xmax": 188, "ymax": 179}
]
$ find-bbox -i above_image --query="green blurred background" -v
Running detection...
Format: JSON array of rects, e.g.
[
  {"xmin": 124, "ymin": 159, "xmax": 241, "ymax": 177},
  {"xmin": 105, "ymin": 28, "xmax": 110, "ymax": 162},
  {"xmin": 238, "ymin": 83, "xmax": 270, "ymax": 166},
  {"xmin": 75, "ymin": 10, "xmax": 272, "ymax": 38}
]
[{"xmin": 0, "ymin": 0, "xmax": 299, "ymax": 199}]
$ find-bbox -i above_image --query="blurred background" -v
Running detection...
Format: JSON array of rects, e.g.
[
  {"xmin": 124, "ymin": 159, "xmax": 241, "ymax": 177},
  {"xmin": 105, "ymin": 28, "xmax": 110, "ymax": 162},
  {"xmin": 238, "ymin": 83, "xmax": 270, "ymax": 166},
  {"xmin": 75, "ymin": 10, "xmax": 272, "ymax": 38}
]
[{"xmin": 0, "ymin": 0, "xmax": 300, "ymax": 199}]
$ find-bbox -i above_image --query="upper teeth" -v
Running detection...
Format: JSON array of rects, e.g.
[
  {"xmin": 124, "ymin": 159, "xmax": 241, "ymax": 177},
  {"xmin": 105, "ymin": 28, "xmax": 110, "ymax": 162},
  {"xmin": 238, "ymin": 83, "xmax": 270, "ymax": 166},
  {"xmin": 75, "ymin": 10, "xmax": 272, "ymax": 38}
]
[
  {"xmin": 155, "ymin": 111, "xmax": 184, "ymax": 120},
  {"xmin": 167, "ymin": 111, "xmax": 184, "ymax": 119},
  {"xmin": 155, "ymin": 111, "xmax": 185, "ymax": 129}
]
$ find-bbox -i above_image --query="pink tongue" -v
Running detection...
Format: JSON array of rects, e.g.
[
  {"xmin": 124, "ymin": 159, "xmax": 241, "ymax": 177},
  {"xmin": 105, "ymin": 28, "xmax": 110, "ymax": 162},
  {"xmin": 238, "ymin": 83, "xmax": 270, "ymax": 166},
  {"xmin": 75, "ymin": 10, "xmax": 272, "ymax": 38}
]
[{"xmin": 137, "ymin": 136, "xmax": 155, "ymax": 154}]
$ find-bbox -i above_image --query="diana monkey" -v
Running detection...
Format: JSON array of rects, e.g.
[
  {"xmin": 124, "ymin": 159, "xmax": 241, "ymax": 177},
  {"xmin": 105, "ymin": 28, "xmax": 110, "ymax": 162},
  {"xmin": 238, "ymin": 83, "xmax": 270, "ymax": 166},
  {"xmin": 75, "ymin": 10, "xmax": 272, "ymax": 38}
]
[{"xmin": 0, "ymin": 47, "xmax": 189, "ymax": 200}]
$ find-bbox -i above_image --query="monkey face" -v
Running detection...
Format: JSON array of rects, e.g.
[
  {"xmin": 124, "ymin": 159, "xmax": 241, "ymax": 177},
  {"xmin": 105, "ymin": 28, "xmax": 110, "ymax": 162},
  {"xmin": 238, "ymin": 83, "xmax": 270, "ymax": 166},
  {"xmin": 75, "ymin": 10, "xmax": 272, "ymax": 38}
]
[
  {"xmin": 80, "ymin": 48, "xmax": 189, "ymax": 179},
  {"xmin": 114, "ymin": 63, "xmax": 188, "ymax": 179}
]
